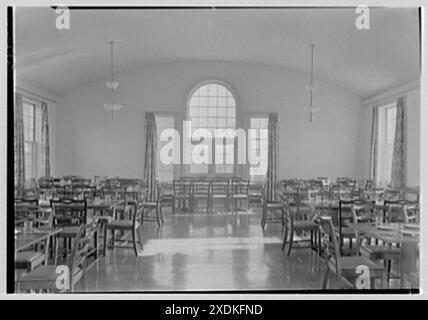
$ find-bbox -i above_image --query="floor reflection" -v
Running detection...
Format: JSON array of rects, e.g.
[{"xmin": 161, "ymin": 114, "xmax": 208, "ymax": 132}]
[{"xmin": 75, "ymin": 209, "xmax": 326, "ymax": 292}]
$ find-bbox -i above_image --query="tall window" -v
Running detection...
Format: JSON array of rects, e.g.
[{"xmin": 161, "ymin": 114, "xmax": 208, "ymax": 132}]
[
  {"xmin": 377, "ymin": 102, "xmax": 397, "ymax": 187},
  {"xmin": 22, "ymin": 100, "xmax": 42, "ymax": 181},
  {"xmin": 155, "ymin": 114, "xmax": 175, "ymax": 182},
  {"xmin": 249, "ymin": 116, "xmax": 268, "ymax": 181},
  {"xmin": 188, "ymin": 82, "xmax": 236, "ymax": 175}
]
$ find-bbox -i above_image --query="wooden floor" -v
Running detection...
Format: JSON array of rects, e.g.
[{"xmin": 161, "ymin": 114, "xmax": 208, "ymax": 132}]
[{"xmin": 75, "ymin": 207, "xmax": 334, "ymax": 292}]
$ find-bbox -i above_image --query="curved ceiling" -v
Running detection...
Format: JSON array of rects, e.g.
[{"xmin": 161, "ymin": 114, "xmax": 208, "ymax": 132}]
[{"xmin": 15, "ymin": 7, "xmax": 420, "ymax": 98}]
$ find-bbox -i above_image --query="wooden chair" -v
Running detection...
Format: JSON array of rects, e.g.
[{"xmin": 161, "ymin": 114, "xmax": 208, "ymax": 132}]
[
  {"xmin": 18, "ymin": 220, "xmax": 97, "ymax": 293},
  {"xmin": 282, "ymin": 201, "xmax": 320, "ymax": 256},
  {"xmin": 104, "ymin": 201, "xmax": 144, "ymax": 256},
  {"xmin": 157, "ymin": 182, "xmax": 175, "ymax": 215},
  {"xmin": 261, "ymin": 181, "xmax": 285, "ymax": 228},
  {"xmin": 173, "ymin": 180, "xmax": 192, "ymax": 213},
  {"xmin": 72, "ymin": 185, "xmax": 97, "ymax": 199},
  {"xmin": 351, "ymin": 200, "xmax": 376, "ymax": 223},
  {"xmin": 51, "ymin": 199, "xmax": 87, "ymax": 257},
  {"xmin": 14, "ymin": 198, "xmax": 39, "ymax": 225},
  {"xmin": 211, "ymin": 179, "xmax": 230, "ymax": 213},
  {"xmin": 338, "ymin": 200, "xmax": 359, "ymax": 255},
  {"xmin": 229, "ymin": 180, "xmax": 249, "ymax": 212},
  {"xmin": 141, "ymin": 188, "xmax": 163, "ymax": 227},
  {"xmin": 191, "ymin": 180, "xmax": 211, "ymax": 213},
  {"xmin": 248, "ymin": 182, "xmax": 264, "ymax": 208},
  {"xmin": 319, "ymin": 216, "xmax": 387, "ymax": 289},
  {"xmin": 384, "ymin": 200, "xmax": 418, "ymax": 223},
  {"xmin": 307, "ymin": 188, "xmax": 320, "ymax": 201}
]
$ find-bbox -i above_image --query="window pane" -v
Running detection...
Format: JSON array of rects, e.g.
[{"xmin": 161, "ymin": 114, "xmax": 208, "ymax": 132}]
[
  {"xmin": 227, "ymin": 118, "xmax": 235, "ymax": 128},
  {"xmin": 199, "ymin": 85, "xmax": 208, "ymax": 96},
  {"xmin": 208, "ymin": 107, "xmax": 217, "ymax": 117},
  {"xmin": 208, "ymin": 118, "xmax": 216, "ymax": 127},
  {"xmin": 200, "ymin": 97, "xmax": 208, "ymax": 107},
  {"xmin": 217, "ymin": 118, "xmax": 226, "ymax": 127},
  {"xmin": 208, "ymin": 97, "xmax": 217, "ymax": 107}
]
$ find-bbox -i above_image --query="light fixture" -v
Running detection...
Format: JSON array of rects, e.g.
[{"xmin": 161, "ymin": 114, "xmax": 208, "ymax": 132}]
[
  {"xmin": 301, "ymin": 44, "xmax": 321, "ymax": 123},
  {"xmin": 103, "ymin": 41, "xmax": 122, "ymax": 119}
]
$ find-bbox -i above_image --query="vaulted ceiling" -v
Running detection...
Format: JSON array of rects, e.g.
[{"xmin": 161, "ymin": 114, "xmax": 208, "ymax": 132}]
[{"xmin": 15, "ymin": 7, "xmax": 420, "ymax": 98}]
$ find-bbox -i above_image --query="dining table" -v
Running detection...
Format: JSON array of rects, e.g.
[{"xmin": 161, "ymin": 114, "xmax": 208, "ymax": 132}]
[
  {"xmin": 15, "ymin": 227, "xmax": 62, "ymax": 265},
  {"xmin": 348, "ymin": 222, "xmax": 419, "ymax": 288},
  {"xmin": 14, "ymin": 204, "xmax": 53, "ymax": 226}
]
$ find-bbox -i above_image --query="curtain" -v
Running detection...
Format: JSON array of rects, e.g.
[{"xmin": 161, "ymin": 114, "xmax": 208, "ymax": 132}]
[
  {"xmin": 143, "ymin": 112, "xmax": 158, "ymax": 201},
  {"xmin": 266, "ymin": 112, "xmax": 278, "ymax": 201},
  {"xmin": 41, "ymin": 102, "xmax": 51, "ymax": 177},
  {"xmin": 369, "ymin": 106, "xmax": 379, "ymax": 184},
  {"xmin": 391, "ymin": 97, "xmax": 406, "ymax": 188},
  {"xmin": 15, "ymin": 93, "xmax": 25, "ymax": 195}
]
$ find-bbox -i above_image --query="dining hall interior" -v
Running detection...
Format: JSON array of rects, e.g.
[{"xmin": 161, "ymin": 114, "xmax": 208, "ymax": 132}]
[{"xmin": 11, "ymin": 6, "xmax": 422, "ymax": 293}]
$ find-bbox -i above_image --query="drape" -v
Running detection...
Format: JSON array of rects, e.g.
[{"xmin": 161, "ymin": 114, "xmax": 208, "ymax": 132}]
[
  {"xmin": 15, "ymin": 93, "xmax": 25, "ymax": 195},
  {"xmin": 266, "ymin": 112, "xmax": 278, "ymax": 201},
  {"xmin": 391, "ymin": 97, "xmax": 406, "ymax": 188},
  {"xmin": 143, "ymin": 112, "xmax": 158, "ymax": 201},
  {"xmin": 41, "ymin": 102, "xmax": 51, "ymax": 177},
  {"xmin": 369, "ymin": 106, "xmax": 379, "ymax": 184}
]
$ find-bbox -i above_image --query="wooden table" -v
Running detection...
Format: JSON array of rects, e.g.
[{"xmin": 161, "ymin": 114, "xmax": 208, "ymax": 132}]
[
  {"xmin": 37, "ymin": 198, "xmax": 124, "ymax": 217},
  {"xmin": 14, "ymin": 205, "xmax": 53, "ymax": 226},
  {"xmin": 349, "ymin": 222, "xmax": 419, "ymax": 288},
  {"xmin": 87, "ymin": 199, "xmax": 124, "ymax": 215},
  {"xmin": 15, "ymin": 227, "xmax": 62, "ymax": 265}
]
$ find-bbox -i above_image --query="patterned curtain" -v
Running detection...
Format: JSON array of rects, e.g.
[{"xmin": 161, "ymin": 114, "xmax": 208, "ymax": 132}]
[
  {"xmin": 266, "ymin": 113, "xmax": 278, "ymax": 201},
  {"xmin": 41, "ymin": 102, "xmax": 51, "ymax": 177},
  {"xmin": 369, "ymin": 106, "xmax": 379, "ymax": 184},
  {"xmin": 143, "ymin": 112, "xmax": 158, "ymax": 201},
  {"xmin": 391, "ymin": 97, "xmax": 406, "ymax": 188},
  {"xmin": 15, "ymin": 93, "xmax": 25, "ymax": 195}
]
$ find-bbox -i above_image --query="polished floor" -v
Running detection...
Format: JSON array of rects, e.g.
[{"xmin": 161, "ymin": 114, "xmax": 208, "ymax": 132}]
[{"xmin": 75, "ymin": 206, "xmax": 331, "ymax": 292}]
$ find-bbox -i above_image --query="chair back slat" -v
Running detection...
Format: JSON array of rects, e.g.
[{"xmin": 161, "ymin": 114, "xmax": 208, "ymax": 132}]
[
  {"xmin": 318, "ymin": 216, "xmax": 341, "ymax": 273},
  {"xmin": 51, "ymin": 199, "xmax": 87, "ymax": 226}
]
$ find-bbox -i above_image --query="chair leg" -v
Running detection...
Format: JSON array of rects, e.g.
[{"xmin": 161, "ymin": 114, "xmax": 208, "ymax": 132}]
[
  {"xmin": 282, "ymin": 224, "xmax": 289, "ymax": 251},
  {"xmin": 310, "ymin": 230, "xmax": 314, "ymax": 249},
  {"xmin": 138, "ymin": 226, "xmax": 144, "ymax": 251},
  {"xmin": 261, "ymin": 207, "xmax": 266, "ymax": 228},
  {"xmin": 103, "ymin": 227, "xmax": 108, "ymax": 256},
  {"xmin": 156, "ymin": 206, "xmax": 161, "ymax": 228},
  {"xmin": 322, "ymin": 266, "xmax": 330, "ymax": 289},
  {"xmin": 111, "ymin": 229, "xmax": 116, "ymax": 249},
  {"xmin": 386, "ymin": 259, "xmax": 392, "ymax": 287},
  {"xmin": 287, "ymin": 228, "xmax": 294, "ymax": 256},
  {"xmin": 131, "ymin": 228, "xmax": 139, "ymax": 256},
  {"xmin": 159, "ymin": 205, "xmax": 164, "ymax": 225}
]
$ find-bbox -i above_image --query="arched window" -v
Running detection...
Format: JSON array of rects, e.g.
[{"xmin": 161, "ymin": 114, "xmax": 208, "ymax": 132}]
[{"xmin": 187, "ymin": 81, "xmax": 237, "ymax": 175}]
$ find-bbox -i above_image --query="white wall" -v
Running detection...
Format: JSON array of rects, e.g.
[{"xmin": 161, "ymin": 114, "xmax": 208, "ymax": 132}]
[
  {"xmin": 55, "ymin": 61, "xmax": 363, "ymax": 179},
  {"xmin": 357, "ymin": 82, "xmax": 420, "ymax": 188}
]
